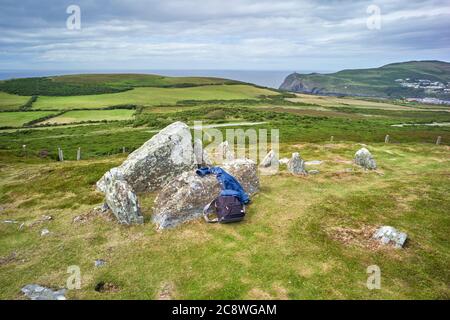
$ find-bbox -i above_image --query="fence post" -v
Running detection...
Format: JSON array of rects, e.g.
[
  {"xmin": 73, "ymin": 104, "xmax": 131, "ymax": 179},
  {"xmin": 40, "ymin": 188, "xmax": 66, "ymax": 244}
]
[
  {"xmin": 122, "ymin": 146, "xmax": 126, "ymax": 154},
  {"xmin": 77, "ymin": 147, "xmax": 81, "ymax": 161},
  {"xmin": 385, "ymin": 134, "xmax": 390, "ymax": 143},
  {"xmin": 330, "ymin": 136, "xmax": 334, "ymax": 142},
  {"xmin": 436, "ymin": 136, "xmax": 442, "ymax": 145},
  {"xmin": 22, "ymin": 144, "xmax": 27, "ymax": 156},
  {"xmin": 58, "ymin": 147, "xmax": 64, "ymax": 162}
]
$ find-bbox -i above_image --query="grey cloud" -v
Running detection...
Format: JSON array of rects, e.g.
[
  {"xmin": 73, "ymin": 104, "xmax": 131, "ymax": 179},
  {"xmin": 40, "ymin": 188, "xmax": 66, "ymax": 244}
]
[{"xmin": 0, "ymin": 0, "xmax": 449, "ymax": 70}]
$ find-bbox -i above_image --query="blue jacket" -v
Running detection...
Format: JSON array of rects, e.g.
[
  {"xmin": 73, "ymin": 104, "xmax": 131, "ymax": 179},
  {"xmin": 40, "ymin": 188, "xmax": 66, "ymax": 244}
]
[{"xmin": 196, "ymin": 167, "xmax": 250, "ymax": 204}]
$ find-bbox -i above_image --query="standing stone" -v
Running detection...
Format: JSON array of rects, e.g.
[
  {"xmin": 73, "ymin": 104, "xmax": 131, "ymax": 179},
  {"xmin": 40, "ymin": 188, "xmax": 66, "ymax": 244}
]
[
  {"xmin": 104, "ymin": 178, "xmax": 143, "ymax": 225},
  {"xmin": 194, "ymin": 139, "xmax": 213, "ymax": 167},
  {"xmin": 77, "ymin": 147, "xmax": 81, "ymax": 161},
  {"xmin": 385, "ymin": 135, "xmax": 390, "ymax": 143},
  {"xmin": 58, "ymin": 148, "xmax": 64, "ymax": 162},
  {"xmin": 216, "ymin": 141, "xmax": 234, "ymax": 163},
  {"xmin": 259, "ymin": 150, "xmax": 279, "ymax": 168},
  {"xmin": 436, "ymin": 136, "xmax": 442, "ymax": 145},
  {"xmin": 330, "ymin": 136, "xmax": 334, "ymax": 142},
  {"xmin": 153, "ymin": 159, "xmax": 259, "ymax": 229},
  {"xmin": 97, "ymin": 122, "xmax": 195, "ymax": 193},
  {"xmin": 287, "ymin": 152, "xmax": 307, "ymax": 175},
  {"xmin": 354, "ymin": 147, "xmax": 377, "ymax": 170},
  {"xmin": 372, "ymin": 226, "xmax": 407, "ymax": 248}
]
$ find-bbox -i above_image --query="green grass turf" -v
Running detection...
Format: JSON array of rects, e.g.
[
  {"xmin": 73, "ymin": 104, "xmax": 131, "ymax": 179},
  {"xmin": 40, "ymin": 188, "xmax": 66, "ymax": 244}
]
[
  {"xmin": 32, "ymin": 85, "xmax": 277, "ymax": 110},
  {"xmin": 40, "ymin": 109, "xmax": 136, "ymax": 125},
  {"xmin": 0, "ymin": 92, "xmax": 31, "ymax": 111},
  {"xmin": 0, "ymin": 142, "xmax": 448, "ymax": 299},
  {"xmin": 0, "ymin": 111, "xmax": 59, "ymax": 128}
]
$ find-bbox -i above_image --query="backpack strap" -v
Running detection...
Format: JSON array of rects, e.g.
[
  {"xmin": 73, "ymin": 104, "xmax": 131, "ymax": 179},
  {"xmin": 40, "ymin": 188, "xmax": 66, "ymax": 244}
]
[{"xmin": 203, "ymin": 198, "xmax": 219, "ymax": 223}]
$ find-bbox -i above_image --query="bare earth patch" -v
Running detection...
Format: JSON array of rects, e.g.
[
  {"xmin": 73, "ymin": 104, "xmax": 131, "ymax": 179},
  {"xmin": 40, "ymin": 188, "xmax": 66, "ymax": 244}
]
[{"xmin": 327, "ymin": 225, "xmax": 382, "ymax": 250}]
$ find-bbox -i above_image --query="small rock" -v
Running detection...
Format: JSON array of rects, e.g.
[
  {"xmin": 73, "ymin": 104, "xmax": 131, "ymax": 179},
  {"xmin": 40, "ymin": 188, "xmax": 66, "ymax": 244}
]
[
  {"xmin": 279, "ymin": 157, "xmax": 290, "ymax": 165},
  {"xmin": 40, "ymin": 229, "xmax": 50, "ymax": 236},
  {"xmin": 94, "ymin": 259, "xmax": 107, "ymax": 268},
  {"xmin": 354, "ymin": 148, "xmax": 377, "ymax": 170},
  {"xmin": 372, "ymin": 226, "xmax": 407, "ymax": 248},
  {"xmin": 287, "ymin": 152, "xmax": 307, "ymax": 175},
  {"xmin": 305, "ymin": 160, "xmax": 323, "ymax": 165},
  {"xmin": 308, "ymin": 170, "xmax": 320, "ymax": 174},
  {"xmin": 2, "ymin": 219, "xmax": 17, "ymax": 224},
  {"xmin": 21, "ymin": 284, "xmax": 66, "ymax": 300}
]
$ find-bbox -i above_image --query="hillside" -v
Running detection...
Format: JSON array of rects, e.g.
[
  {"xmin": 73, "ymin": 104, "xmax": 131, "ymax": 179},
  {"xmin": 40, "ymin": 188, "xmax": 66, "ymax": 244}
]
[
  {"xmin": 0, "ymin": 75, "xmax": 449, "ymax": 300},
  {"xmin": 0, "ymin": 74, "xmax": 243, "ymax": 96},
  {"xmin": 279, "ymin": 61, "xmax": 450, "ymax": 100}
]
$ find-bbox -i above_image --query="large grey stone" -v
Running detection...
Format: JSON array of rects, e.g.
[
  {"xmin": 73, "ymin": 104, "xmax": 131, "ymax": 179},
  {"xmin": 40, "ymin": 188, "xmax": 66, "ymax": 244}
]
[
  {"xmin": 104, "ymin": 178, "xmax": 143, "ymax": 225},
  {"xmin": 97, "ymin": 121, "xmax": 195, "ymax": 193},
  {"xmin": 354, "ymin": 147, "xmax": 377, "ymax": 170},
  {"xmin": 372, "ymin": 226, "xmax": 407, "ymax": 248},
  {"xmin": 153, "ymin": 159, "xmax": 259, "ymax": 229},
  {"xmin": 287, "ymin": 152, "xmax": 307, "ymax": 175}
]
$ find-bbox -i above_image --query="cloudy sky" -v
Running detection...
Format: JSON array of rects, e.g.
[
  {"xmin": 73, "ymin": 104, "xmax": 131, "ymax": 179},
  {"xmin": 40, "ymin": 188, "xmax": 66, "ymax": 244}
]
[{"xmin": 0, "ymin": 0, "xmax": 449, "ymax": 71}]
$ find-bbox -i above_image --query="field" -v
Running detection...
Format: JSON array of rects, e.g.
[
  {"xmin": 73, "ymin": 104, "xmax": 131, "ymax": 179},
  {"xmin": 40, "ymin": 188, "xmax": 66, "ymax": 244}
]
[
  {"xmin": 0, "ymin": 111, "xmax": 58, "ymax": 128},
  {"xmin": 286, "ymin": 94, "xmax": 420, "ymax": 110},
  {"xmin": 0, "ymin": 92, "xmax": 31, "ymax": 111},
  {"xmin": 0, "ymin": 142, "xmax": 448, "ymax": 299},
  {"xmin": 0, "ymin": 74, "xmax": 449, "ymax": 300},
  {"xmin": 32, "ymin": 85, "xmax": 275, "ymax": 110},
  {"xmin": 0, "ymin": 74, "xmax": 240, "ymax": 96},
  {"xmin": 40, "ymin": 110, "xmax": 136, "ymax": 125}
]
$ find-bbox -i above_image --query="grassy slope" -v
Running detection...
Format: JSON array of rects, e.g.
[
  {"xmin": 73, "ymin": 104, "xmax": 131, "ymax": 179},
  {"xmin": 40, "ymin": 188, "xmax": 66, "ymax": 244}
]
[
  {"xmin": 0, "ymin": 81, "xmax": 449, "ymax": 300},
  {"xmin": 51, "ymin": 73, "xmax": 239, "ymax": 87},
  {"xmin": 0, "ymin": 142, "xmax": 448, "ymax": 299},
  {"xmin": 32, "ymin": 85, "xmax": 275, "ymax": 110},
  {"xmin": 0, "ymin": 74, "xmax": 241, "ymax": 96},
  {"xmin": 281, "ymin": 61, "xmax": 450, "ymax": 99},
  {"xmin": 40, "ymin": 110, "xmax": 136, "ymax": 125},
  {"xmin": 0, "ymin": 92, "xmax": 31, "ymax": 111},
  {"xmin": 0, "ymin": 111, "xmax": 58, "ymax": 128}
]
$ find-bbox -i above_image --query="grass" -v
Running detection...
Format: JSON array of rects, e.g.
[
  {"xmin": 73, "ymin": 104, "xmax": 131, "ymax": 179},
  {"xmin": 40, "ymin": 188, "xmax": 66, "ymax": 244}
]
[
  {"xmin": 0, "ymin": 111, "xmax": 59, "ymax": 128},
  {"xmin": 0, "ymin": 80, "xmax": 449, "ymax": 300},
  {"xmin": 0, "ymin": 142, "xmax": 448, "ymax": 299},
  {"xmin": 287, "ymin": 94, "xmax": 432, "ymax": 111},
  {"xmin": 40, "ymin": 110, "xmax": 136, "ymax": 125},
  {"xmin": 32, "ymin": 85, "xmax": 277, "ymax": 110},
  {"xmin": 0, "ymin": 74, "xmax": 241, "ymax": 96},
  {"xmin": 0, "ymin": 92, "xmax": 31, "ymax": 111},
  {"xmin": 281, "ymin": 61, "xmax": 450, "ymax": 99},
  {"xmin": 51, "ymin": 73, "xmax": 239, "ymax": 87}
]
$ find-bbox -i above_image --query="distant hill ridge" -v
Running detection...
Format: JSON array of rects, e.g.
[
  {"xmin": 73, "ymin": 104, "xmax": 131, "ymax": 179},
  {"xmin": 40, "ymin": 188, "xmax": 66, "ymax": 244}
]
[
  {"xmin": 279, "ymin": 60, "xmax": 450, "ymax": 100},
  {"xmin": 0, "ymin": 73, "xmax": 243, "ymax": 96}
]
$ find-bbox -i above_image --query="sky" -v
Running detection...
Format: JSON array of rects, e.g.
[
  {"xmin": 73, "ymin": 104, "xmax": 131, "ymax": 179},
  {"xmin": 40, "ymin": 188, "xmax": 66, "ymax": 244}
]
[{"xmin": 0, "ymin": 0, "xmax": 449, "ymax": 72}]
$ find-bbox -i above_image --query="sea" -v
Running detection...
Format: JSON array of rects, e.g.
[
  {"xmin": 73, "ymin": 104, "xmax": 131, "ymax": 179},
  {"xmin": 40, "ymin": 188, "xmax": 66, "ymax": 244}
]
[{"xmin": 0, "ymin": 69, "xmax": 327, "ymax": 89}]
